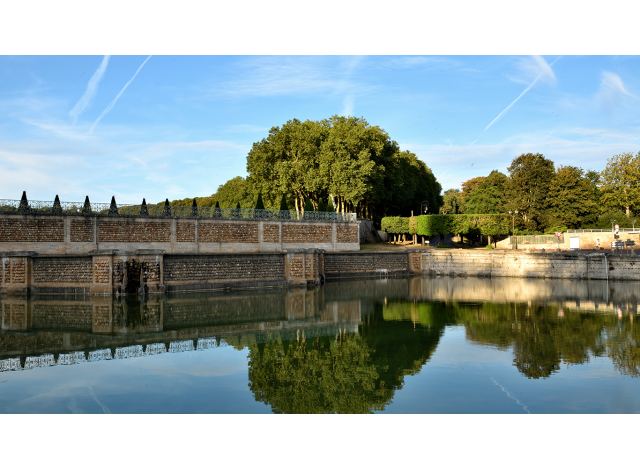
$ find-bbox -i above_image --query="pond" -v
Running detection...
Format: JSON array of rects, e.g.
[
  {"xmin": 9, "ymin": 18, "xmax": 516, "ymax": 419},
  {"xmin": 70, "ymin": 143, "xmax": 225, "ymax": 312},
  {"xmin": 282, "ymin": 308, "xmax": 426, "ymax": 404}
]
[{"xmin": 1, "ymin": 276, "xmax": 639, "ymax": 413}]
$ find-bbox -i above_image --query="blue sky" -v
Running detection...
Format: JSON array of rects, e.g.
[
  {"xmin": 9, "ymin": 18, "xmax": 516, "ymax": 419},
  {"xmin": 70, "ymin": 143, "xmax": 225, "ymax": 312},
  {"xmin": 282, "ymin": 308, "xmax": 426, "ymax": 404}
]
[{"xmin": 1, "ymin": 55, "xmax": 639, "ymax": 204}]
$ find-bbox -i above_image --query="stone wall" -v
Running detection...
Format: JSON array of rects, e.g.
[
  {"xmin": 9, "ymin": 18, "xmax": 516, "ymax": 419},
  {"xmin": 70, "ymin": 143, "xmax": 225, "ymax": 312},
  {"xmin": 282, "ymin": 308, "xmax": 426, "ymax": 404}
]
[
  {"xmin": 164, "ymin": 253, "xmax": 286, "ymax": 292},
  {"xmin": 33, "ymin": 258, "xmax": 92, "ymax": 284},
  {"xmin": 421, "ymin": 250, "xmax": 640, "ymax": 281},
  {"xmin": 324, "ymin": 252, "xmax": 410, "ymax": 278},
  {"xmin": 0, "ymin": 213, "xmax": 359, "ymax": 254},
  {"xmin": 0, "ymin": 218, "xmax": 64, "ymax": 242}
]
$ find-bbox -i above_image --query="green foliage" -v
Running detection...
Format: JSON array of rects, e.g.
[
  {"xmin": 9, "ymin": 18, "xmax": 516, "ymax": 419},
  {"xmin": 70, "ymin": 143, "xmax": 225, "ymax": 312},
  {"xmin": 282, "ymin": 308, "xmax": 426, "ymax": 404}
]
[
  {"xmin": 414, "ymin": 214, "xmax": 510, "ymax": 238},
  {"xmin": 255, "ymin": 192, "xmax": 265, "ymax": 210},
  {"xmin": 381, "ymin": 216, "xmax": 410, "ymax": 234},
  {"xmin": 462, "ymin": 170, "xmax": 508, "ymax": 214},
  {"xmin": 303, "ymin": 197, "xmax": 314, "ymax": 213},
  {"xmin": 440, "ymin": 189, "xmax": 462, "ymax": 214},
  {"xmin": 278, "ymin": 194, "xmax": 289, "ymax": 212},
  {"xmin": 599, "ymin": 151, "xmax": 640, "ymax": 217},
  {"xmin": 317, "ymin": 199, "xmax": 325, "ymax": 212},
  {"xmin": 505, "ymin": 153, "xmax": 555, "ymax": 231},
  {"xmin": 486, "ymin": 245, "xmax": 495, "ymax": 249},
  {"xmin": 246, "ymin": 115, "xmax": 442, "ymax": 220},
  {"xmin": 326, "ymin": 197, "xmax": 335, "ymax": 212},
  {"xmin": 546, "ymin": 165, "xmax": 598, "ymax": 229}
]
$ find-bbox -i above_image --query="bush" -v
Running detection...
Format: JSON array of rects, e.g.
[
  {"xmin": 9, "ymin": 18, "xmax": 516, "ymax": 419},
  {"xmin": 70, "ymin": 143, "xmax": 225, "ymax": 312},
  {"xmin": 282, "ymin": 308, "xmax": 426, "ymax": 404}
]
[
  {"xmin": 381, "ymin": 216, "xmax": 410, "ymax": 234},
  {"xmin": 436, "ymin": 244, "xmax": 449, "ymax": 249},
  {"xmin": 485, "ymin": 245, "xmax": 494, "ymax": 249}
]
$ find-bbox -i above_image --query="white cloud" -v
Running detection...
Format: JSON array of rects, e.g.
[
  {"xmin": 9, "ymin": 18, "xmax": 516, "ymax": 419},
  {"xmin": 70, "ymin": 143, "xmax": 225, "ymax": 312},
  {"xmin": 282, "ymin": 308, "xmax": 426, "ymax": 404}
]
[
  {"xmin": 214, "ymin": 56, "xmax": 375, "ymax": 98},
  {"xmin": 595, "ymin": 71, "xmax": 636, "ymax": 113},
  {"xmin": 342, "ymin": 95, "xmax": 355, "ymax": 116},
  {"xmin": 89, "ymin": 56, "xmax": 152, "ymax": 134},
  {"xmin": 507, "ymin": 55, "xmax": 557, "ymax": 86},
  {"xmin": 483, "ymin": 56, "xmax": 560, "ymax": 132},
  {"xmin": 69, "ymin": 55, "xmax": 110, "ymax": 124}
]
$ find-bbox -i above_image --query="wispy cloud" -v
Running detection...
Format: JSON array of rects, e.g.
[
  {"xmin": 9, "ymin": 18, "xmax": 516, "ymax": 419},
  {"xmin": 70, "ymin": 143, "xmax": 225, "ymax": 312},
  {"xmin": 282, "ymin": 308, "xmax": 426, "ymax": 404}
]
[
  {"xmin": 342, "ymin": 95, "xmax": 355, "ymax": 116},
  {"xmin": 69, "ymin": 55, "xmax": 110, "ymax": 124},
  {"xmin": 215, "ymin": 56, "xmax": 374, "ymax": 98},
  {"xmin": 595, "ymin": 71, "xmax": 635, "ymax": 113},
  {"xmin": 89, "ymin": 55, "xmax": 152, "ymax": 134},
  {"xmin": 483, "ymin": 56, "xmax": 560, "ymax": 132}
]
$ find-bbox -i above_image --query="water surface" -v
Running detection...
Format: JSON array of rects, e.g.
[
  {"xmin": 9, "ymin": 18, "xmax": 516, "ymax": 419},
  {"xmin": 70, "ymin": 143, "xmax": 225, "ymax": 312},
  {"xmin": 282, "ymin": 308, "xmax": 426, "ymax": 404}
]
[{"xmin": 1, "ymin": 277, "xmax": 639, "ymax": 413}]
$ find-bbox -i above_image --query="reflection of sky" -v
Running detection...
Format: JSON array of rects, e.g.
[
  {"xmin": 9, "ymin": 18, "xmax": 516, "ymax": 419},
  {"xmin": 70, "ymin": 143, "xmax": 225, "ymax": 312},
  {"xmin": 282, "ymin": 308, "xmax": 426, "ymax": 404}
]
[
  {"xmin": 0, "ymin": 347, "xmax": 269, "ymax": 414},
  {"xmin": 378, "ymin": 327, "xmax": 640, "ymax": 414},
  {"xmin": 3, "ymin": 327, "xmax": 640, "ymax": 414}
]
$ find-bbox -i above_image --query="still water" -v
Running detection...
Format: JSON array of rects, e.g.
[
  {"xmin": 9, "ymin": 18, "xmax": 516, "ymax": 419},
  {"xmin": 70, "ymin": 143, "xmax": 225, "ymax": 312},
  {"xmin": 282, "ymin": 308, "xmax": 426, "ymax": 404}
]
[{"xmin": 1, "ymin": 277, "xmax": 640, "ymax": 413}]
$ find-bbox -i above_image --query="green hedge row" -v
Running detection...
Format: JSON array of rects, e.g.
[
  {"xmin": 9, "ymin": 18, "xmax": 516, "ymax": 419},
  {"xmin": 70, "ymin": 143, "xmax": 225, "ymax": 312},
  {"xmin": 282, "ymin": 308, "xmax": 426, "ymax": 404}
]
[{"xmin": 381, "ymin": 214, "xmax": 511, "ymax": 237}]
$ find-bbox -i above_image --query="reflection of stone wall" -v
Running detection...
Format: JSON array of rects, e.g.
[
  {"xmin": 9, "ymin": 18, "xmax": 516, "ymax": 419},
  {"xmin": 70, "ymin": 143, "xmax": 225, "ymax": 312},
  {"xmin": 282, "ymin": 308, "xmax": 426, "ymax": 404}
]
[{"xmin": 32, "ymin": 303, "xmax": 92, "ymax": 330}]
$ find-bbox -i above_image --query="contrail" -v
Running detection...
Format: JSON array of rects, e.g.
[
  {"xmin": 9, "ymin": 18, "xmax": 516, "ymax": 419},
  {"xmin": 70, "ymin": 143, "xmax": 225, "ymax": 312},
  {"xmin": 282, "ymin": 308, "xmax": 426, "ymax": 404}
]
[
  {"xmin": 483, "ymin": 56, "xmax": 561, "ymax": 132},
  {"xmin": 491, "ymin": 377, "xmax": 531, "ymax": 414},
  {"xmin": 70, "ymin": 55, "xmax": 110, "ymax": 124},
  {"xmin": 89, "ymin": 55, "xmax": 152, "ymax": 134}
]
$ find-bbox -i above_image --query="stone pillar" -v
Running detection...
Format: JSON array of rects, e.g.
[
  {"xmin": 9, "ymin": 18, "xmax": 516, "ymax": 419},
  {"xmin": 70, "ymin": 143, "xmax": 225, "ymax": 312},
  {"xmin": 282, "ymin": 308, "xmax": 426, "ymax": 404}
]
[
  {"xmin": 408, "ymin": 250, "xmax": 422, "ymax": 273},
  {"xmin": 0, "ymin": 254, "xmax": 31, "ymax": 294},
  {"xmin": 91, "ymin": 253, "xmax": 113, "ymax": 295}
]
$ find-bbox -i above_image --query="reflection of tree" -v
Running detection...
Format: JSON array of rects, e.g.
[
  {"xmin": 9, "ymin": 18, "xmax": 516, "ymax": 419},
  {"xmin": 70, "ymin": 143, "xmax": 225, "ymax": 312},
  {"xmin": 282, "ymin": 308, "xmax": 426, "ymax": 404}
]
[
  {"xmin": 453, "ymin": 302, "xmax": 616, "ymax": 379},
  {"xmin": 248, "ymin": 305, "xmax": 446, "ymax": 413},
  {"xmin": 248, "ymin": 333, "xmax": 391, "ymax": 413},
  {"xmin": 605, "ymin": 319, "xmax": 640, "ymax": 377}
]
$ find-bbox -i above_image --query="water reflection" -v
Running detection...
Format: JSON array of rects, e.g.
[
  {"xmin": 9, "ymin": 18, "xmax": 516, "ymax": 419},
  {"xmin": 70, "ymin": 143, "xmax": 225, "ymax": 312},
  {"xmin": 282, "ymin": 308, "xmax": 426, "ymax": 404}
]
[{"xmin": 2, "ymin": 277, "xmax": 640, "ymax": 413}]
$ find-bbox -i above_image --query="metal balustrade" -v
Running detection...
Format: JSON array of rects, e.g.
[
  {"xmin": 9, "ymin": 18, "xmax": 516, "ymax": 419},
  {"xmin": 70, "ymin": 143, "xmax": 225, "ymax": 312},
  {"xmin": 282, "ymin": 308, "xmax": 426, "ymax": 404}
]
[{"xmin": 0, "ymin": 198, "xmax": 356, "ymax": 221}]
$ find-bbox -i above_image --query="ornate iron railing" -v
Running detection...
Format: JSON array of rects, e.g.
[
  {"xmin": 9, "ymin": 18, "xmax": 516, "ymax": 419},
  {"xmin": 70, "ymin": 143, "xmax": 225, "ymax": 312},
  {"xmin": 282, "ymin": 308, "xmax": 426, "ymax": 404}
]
[
  {"xmin": 510, "ymin": 234, "xmax": 564, "ymax": 245},
  {"xmin": 0, "ymin": 198, "xmax": 356, "ymax": 222}
]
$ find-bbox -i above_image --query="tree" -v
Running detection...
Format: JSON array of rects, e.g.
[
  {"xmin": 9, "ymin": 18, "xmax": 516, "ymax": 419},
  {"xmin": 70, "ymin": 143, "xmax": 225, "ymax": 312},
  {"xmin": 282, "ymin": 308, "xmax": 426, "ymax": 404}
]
[
  {"xmin": 505, "ymin": 153, "xmax": 555, "ymax": 231},
  {"xmin": 599, "ymin": 152, "xmax": 640, "ymax": 217},
  {"xmin": 327, "ymin": 196, "xmax": 335, "ymax": 213},
  {"xmin": 255, "ymin": 192, "xmax": 265, "ymax": 210},
  {"xmin": 545, "ymin": 166, "xmax": 598, "ymax": 229},
  {"xmin": 440, "ymin": 189, "xmax": 462, "ymax": 214},
  {"xmin": 461, "ymin": 176, "xmax": 486, "ymax": 201},
  {"xmin": 463, "ymin": 170, "xmax": 508, "ymax": 214},
  {"xmin": 279, "ymin": 194, "xmax": 289, "ymax": 211},
  {"xmin": 246, "ymin": 115, "xmax": 442, "ymax": 224}
]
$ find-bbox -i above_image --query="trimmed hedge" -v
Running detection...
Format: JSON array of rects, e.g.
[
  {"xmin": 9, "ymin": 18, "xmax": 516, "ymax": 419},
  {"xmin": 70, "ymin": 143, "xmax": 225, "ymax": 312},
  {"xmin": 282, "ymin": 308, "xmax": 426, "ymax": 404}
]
[
  {"xmin": 381, "ymin": 214, "xmax": 511, "ymax": 237},
  {"xmin": 381, "ymin": 216, "xmax": 410, "ymax": 234}
]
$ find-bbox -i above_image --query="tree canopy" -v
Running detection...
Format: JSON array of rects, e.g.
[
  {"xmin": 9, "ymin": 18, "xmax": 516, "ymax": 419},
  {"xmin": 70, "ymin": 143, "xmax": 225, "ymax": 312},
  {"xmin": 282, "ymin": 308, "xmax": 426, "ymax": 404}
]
[{"xmin": 246, "ymin": 115, "xmax": 442, "ymax": 222}]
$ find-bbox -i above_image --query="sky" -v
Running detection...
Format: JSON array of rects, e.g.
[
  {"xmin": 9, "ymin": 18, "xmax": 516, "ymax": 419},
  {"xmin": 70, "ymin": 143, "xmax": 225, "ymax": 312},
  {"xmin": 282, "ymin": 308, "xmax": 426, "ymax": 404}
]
[{"xmin": 1, "ymin": 54, "xmax": 639, "ymax": 204}]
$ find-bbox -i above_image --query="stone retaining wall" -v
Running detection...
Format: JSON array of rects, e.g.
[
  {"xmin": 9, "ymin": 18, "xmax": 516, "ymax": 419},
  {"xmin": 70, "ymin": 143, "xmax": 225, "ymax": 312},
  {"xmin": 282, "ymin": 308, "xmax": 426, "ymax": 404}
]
[
  {"xmin": 0, "ymin": 213, "xmax": 359, "ymax": 254},
  {"xmin": 2, "ymin": 248, "xmax": 640, "ymax": 296}
]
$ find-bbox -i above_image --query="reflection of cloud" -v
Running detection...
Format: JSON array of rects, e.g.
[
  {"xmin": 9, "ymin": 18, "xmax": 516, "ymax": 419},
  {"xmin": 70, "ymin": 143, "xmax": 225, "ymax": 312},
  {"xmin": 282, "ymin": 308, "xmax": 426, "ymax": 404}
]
[{"xmin": 491, "ymin": 377, "xmax": 531, "ymax": 414}]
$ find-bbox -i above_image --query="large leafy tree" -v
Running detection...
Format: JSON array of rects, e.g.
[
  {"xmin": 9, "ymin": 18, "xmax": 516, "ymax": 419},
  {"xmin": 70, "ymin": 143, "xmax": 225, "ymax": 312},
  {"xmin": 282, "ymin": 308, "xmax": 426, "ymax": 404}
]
[
  {"xmin": 599, "ymin": 152, "xmax": 640, "ymax": 217},
  {"xmin": 462, "ymin": 170, "xmax": 508, "ymax": 214},
  {"xmin": 545, "ymin": 165, "xmax": 598, "ymax": 229},
  {"xmin": 505, "ymin": 153, "xmax": 555, "ymax": 231},
  {"xmin": 246, "ymin": 115, "xmax": 442, "ymax": 221},
  {"xmin": 440, "ymin": 189, "xmax": 462, "ymax": 214}
]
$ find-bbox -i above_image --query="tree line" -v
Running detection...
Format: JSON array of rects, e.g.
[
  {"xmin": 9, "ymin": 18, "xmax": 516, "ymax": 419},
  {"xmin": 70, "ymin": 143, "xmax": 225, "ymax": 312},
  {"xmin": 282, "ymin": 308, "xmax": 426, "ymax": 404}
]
[
  {"xmin": 163, "ymin": 115, "xmax": 443, "ymax": 223},
  {"xmin": 440, "ymin": 152, "xmax": 640, "ymax": 233}
]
